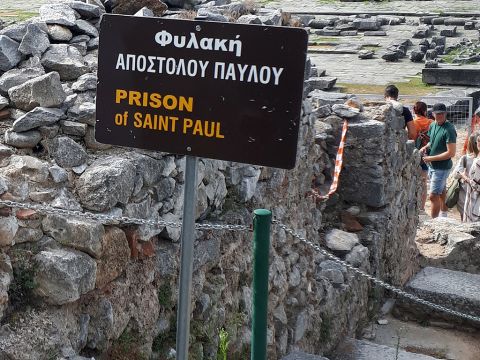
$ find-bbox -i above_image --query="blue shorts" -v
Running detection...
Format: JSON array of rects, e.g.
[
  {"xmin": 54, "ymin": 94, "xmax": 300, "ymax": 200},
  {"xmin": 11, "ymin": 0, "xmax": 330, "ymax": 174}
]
[{"xmin": 428, "ymin": 168, "xmax": 450, "ymax": 195}]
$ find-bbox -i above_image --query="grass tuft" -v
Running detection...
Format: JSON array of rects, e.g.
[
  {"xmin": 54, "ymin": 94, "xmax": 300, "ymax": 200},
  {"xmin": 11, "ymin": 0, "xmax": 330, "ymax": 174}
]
[{"xmin": 338, "ymin": 77, "xmax": 433, "ymax": 96}]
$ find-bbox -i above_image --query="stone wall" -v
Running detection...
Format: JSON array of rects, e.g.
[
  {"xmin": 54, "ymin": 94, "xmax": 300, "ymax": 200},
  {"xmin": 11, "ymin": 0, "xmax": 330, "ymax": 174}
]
[
  {"xmin": 311, "ymin": 92, "xmax": 423, "ymax": 287},
  {"xmin": 0, "ymin": 1, "xmax": 422, "ymax": 359}
]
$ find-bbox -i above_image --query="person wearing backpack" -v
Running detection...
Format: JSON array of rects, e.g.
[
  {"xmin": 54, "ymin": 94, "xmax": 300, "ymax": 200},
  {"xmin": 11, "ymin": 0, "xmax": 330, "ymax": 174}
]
[{"xmin": 413, "ymin": 101, "xmax": 433, "ymax": 211}]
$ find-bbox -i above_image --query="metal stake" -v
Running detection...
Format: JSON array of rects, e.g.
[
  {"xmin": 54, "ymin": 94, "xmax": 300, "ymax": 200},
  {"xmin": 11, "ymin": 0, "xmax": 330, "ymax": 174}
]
[
  {"xmin": 251, "ymin": 209, "xmax": 272, "ymax": 360},
  {"xmin": 176, "ymin": 155, "xmax": 198, "ymax": 360}
]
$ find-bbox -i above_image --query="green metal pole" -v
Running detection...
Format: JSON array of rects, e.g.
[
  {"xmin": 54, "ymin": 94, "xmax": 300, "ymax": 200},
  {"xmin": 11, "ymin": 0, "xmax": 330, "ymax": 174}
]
[{"xmin": 251, "ymin": 209, "xmax": 272, "ymax": 360}]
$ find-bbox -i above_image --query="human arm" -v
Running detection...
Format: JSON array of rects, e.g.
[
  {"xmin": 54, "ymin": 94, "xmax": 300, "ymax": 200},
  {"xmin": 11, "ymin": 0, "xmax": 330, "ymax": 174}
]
[
  {"xmin": 406, "ymin": 121, "xmax": 417, "ymax": 140},
  {"xmin": 467, "ymin": 160, "xmax": 480, "ymax": 191},
  {"xmin": 419, "ymin": 142, "xmax": 430, "ymax": 155},
  {"xmin": 453, "ymin": 155, "xmax": 466, "ymax": 179},
  {"xmin": 423, "ymin": 143, "xmax": 456, "ymax": 162},
  {"xmin": 403, "ymin": 108, "xmax": 416, "ymax": 140}
]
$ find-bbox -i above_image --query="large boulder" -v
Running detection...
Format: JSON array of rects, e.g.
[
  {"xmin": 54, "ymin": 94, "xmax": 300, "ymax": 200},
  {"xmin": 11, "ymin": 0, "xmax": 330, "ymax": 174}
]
[
  {"xmin": 77, "ymin": 157, "xmax": 136, "ymax": 211},
  {"xmin": 39, "ymin": 3, "xmax": 78, "ymax": 27},
  {"xmin": 0, "ymin": 67, "xmax": 45, "ymax": 95},
  {"xmin": 3, "ymin": 155, "xmax": 50, "ymax": 183},
  {"xmin": 95, "ymin": 227, "xmax": 130, "ymax": 289},
  {"xmin": 18, "ymin": 23, "xmax": 50, "ymax": 57},
  {"xmin": 8, "ymin": 72, "xmax": 66, "ymax": 111},
  {"xmin": 71, "ymin": 73, "xmax": 97, "ymax": 92},
  {"xmin": 73, "ymin": 19, "xmax": 99, "ymax": 37},
  {"xmin": 42, "ymin": 215, "xmax": 104, "ymax": 258},
  {"xmin": 325, "ymin": 229, "xmax": 359, "ymax": 254},
  {"xmin": 0, "ymin": 217, "xmax": 18, "ymax": 247},
  {"xmin": 47, "ymin": 24, "xmax": 73, "ymax": 42},
  {"xmin": 0, "ymin": 21, "xmax": 30, "ymax": 42},
  {"xmin": 68, "ymin": 1, "xmax": 103, "ymax": 19},
  {"xmin": 4, "ymin": 130, "xmax": 42, "ymax": 149},
  {"xmin": 34, "ymin": 249, "xmax": 97, "ymax": 305},
  {"xmin": 49, "ymin": 136, "xmax": 87, "ymax": 168},
  {"xmin": 12, "ymin": 107, "xmax": 64, "ymax": 132},
  {"xmin": 112, "ymin": 0, "xmax": 168, "ymax": 16},
  {"xmin": 416, "ymin": 218, "xmax": 480, "ymax": 274},
  {"xmin": 41, "ymin": 44, "xmax": 89, "ymax": 81},
  {"xmin": 0, "ymin": 35, "xmax": 23, "ymax": 72}
]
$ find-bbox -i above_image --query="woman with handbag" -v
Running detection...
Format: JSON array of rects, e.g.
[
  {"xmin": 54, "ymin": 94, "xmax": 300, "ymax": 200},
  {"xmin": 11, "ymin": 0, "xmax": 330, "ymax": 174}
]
[
  {"xmin": 462, "ymin": 132, "xmax": 480, "ymax": 222},
  {"xmin": 452, "ymin": 132, "xmax": 478, "ymax": 220}
]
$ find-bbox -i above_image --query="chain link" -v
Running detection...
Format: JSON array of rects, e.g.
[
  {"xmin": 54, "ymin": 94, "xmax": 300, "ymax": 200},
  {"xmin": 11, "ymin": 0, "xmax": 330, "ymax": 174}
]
[
  {"xmin": 2, "ymin": 198, "xmax": 477, "ymax": 323},
  {"xmin": 272, "ymin": 219, "xmax": 480, "ymax": 324},
  {"xmin": 0, "ymin": 199, "xmax": 250, "ymax": 232}
]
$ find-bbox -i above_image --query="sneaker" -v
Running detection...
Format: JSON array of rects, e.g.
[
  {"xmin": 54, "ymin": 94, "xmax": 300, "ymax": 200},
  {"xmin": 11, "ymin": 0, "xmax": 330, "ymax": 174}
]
[{"xmin": 439, "ymin": 211, "xmax": 448, "ymax": 218}]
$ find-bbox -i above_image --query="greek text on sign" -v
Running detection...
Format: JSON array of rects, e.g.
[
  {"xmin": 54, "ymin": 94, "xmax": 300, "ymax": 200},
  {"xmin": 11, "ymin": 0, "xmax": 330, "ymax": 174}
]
[{"xmin": 96, "ymin": 15, "xmax": 308, "ymax": 169}]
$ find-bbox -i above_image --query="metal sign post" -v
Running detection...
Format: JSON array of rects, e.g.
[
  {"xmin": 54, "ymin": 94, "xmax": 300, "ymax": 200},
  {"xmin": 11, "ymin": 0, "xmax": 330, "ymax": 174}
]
[
  {"xmin": 251, "ymin": 209, "xmax": 272, "ymax": 360},
  {"xmin": 176, "ymin": 155, "xmax": 198, "ymax": 360},
  {"xmin": 95, "ymin": 15, "xmax": 309, "ymax": 360}
]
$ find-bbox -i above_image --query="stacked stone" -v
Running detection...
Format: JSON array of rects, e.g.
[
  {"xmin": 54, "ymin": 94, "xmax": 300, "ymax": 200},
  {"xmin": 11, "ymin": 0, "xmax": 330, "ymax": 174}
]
[
  {"xmin": 303, "ymin": 61, "xmax": 338, "ymax": 92},
  {"xmin": 0, "ymin": 2, "xmax": 421, "ymax": 360},
  {"xmin": 444, "ymin": 38, "xmax": 480, "ymax": 65},
  {"xmin": 305, "ymin": 14, "xmax": 404, "ymax": 38},
  {"xmin": 382, "ymin": 38, "xmax": 413, "ymax": 62},
  {"xmin": 310, "ymin": 95, "xmax": 423, "ymax": 286},
  {"xmin": 0, "ymin": 1, "xmax": 105, "ymax": 152}
]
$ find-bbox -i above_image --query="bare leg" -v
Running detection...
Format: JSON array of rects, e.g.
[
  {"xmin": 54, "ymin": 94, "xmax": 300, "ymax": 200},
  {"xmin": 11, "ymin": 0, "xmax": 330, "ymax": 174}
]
[
  {"xmin": 421, "ymin": 171, "xmax": 428, "ymax": 210},
  {"xmin": 430, "ymin": 193, "xmax": 442, "ymax": 218},
  {"xmin": 440, "ymin": 190, "xmax": 448, "ymax": 212}
]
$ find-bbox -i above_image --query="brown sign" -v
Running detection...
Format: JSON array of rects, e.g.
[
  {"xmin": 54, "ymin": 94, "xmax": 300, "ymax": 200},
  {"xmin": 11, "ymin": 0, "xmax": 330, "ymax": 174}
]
[{"xmin": 96, "ymin": 14, "xmax": 308, "ymax": 169}]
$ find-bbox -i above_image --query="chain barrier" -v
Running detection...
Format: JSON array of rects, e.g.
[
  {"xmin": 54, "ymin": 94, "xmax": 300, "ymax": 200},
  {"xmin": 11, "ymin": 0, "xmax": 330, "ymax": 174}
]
[
  {"xmin": 311, "ymin": 119, "xmax": 348, "ymax": 201},
  {"xmin": 0, "ymin": 199, "xmax": 250, "ymax": 232},
  {"xmin": 272, "ymin": 219, "xmax": 480, "ymax": 324},
  {"xmin": 2, "ymin": 197, "xmax": 479, "ymax": 323}
]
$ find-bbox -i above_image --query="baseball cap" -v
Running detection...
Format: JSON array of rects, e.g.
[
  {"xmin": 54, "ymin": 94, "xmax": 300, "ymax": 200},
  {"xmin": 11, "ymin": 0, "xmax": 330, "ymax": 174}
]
[{"xmin": 432, "ymin": 103, "xmax": 447, "ymax": 114}]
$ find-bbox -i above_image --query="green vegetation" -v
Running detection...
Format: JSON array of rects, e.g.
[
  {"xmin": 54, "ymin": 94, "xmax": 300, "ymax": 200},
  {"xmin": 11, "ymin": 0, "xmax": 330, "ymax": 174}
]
[
  {"xmin": 109, "ymin": 329, "xmax": 147, "ymax": 360},
  {"xmin": 338, "ymin": 77, "xmax": 432, "ymax": 96},
  {"xmin": 46, "ymin": 348, "xmax": 60, "ymax": 360},
  {"xmin": 230, "ymin": 344, "xmax": 251, "ymax": 360},
  {"xmin": 8, "ymin": 250, "xmax": 37, "ymax": 311},
  {"xmin": 320, "ymin": 314, "xmax": 332, "ymax": 342},
  {"xmin": 158, "ymin": 282, "xmax": 173, "ymax": 309},
  {"xmin": 361, "ymin": 45, "xmax": 381, "ymax": 51},
  {"xmin": 152, "ymin": 316, "xmax": 177, "ymax": 354},
  {"xmin": 442, "ymin": 47, "xmax": 463, "ymax": 64},
  {"xmin": 0, "ymin": 10, "xmax": 37, "ymax": 22},
  {"xmin": 309, "ymin": 35, "xmax": 344, "ymax": 43},
  {"xmin": 217, "ymin": 328, "xmax": 230, "ymax": 360}
]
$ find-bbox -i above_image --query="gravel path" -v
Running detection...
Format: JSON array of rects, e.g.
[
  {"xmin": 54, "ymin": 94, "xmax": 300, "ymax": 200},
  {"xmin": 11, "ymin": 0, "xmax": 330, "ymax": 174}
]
[
  {"xmin": 0, "ymin": 0, "xmax": 63, "ymax": 11},
  {"xmin": 265, "ymin": 0, "xmax": 478, "ymax": 14},
  {"xmin": 6, "ymin": 0, "xmax": 477, "ymax": 13}
]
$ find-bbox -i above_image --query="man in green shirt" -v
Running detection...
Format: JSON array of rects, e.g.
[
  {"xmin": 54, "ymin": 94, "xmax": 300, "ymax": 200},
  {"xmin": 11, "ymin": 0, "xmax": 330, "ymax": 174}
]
[{"xmin": 420, "ymin": 103, "xmax": 457, "ymax": 218}]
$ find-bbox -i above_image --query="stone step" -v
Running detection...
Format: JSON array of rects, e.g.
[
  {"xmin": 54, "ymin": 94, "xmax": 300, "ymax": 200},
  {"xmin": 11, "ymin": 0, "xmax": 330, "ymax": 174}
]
[
  {"xmin": 331, "ymin": 339, "xmax": 442, "ymax": 360},
  {"xmin": 394, "ymin": 267, "xmax": 480, "ymax": 329},
  {"xmin": 282, "ymin": 352, "xmax": 329, "ymax": 360}
]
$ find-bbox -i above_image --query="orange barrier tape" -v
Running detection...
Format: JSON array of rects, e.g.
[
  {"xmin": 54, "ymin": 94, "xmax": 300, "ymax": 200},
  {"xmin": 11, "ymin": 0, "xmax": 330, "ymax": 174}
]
[{"xmin": 311, "ymin": 119, "xmax": 348, "ymax": 200}]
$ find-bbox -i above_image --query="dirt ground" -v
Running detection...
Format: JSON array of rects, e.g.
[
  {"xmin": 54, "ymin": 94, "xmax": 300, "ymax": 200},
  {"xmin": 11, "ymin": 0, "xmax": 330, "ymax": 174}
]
[{"xmin": 372, "ymin": 315, "xmax": 480, "ymax": 360}]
